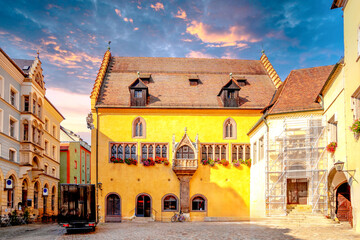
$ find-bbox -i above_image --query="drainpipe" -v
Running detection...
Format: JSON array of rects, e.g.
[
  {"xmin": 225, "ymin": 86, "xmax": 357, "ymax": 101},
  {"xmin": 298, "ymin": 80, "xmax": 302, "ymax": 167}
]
[{"xmin": 95, "ymin": 107, "xmax": 99, "ymax": 223}]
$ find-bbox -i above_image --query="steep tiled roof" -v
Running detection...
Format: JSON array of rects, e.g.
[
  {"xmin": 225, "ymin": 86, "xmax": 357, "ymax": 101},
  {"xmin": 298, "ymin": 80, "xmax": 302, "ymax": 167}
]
[
  {"xmin": 96, "ymin": 56, "xmax": 277, "ymax": 109},
  {"xmin": 267, "ymin": 65, "xmax": 334, "ymax": 114},
  {"xmin": 13, "ymin": 59, "xmax": 35, "ymax": 75}
]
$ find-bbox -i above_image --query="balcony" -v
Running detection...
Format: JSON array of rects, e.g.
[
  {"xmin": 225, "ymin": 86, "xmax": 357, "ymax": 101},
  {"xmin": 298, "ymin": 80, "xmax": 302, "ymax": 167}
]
[{"xmin": 172, "ymin": 159, "xmax": 198, "ymax": 175}]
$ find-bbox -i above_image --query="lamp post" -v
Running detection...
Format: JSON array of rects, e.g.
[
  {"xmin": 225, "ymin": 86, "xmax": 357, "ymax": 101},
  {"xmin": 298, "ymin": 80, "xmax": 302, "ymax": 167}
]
[{"xmin": 334, "ymin": 160, "xmax": 357, "ymax": 181}]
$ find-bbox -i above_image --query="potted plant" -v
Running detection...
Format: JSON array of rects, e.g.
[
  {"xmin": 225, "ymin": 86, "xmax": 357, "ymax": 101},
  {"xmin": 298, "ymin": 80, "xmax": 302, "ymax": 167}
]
[
  {"xmin": 201, "ymin": 159, "xmax": 209, "ymax": 165},
  {"xmin": 155, "ymin": 156, "xmax": 162, "ymax": 164},
  {"xmin": 232, "ymin": 159, "xmax": 241, "ymax": 167},
  {"xmin": 110, "ymin": 156, "xmax": 116, "ymax": 162},
  {"xmin": 326, "ymin": 142, "xmax": 337, "ymax": 153},
  {"xmin": 220, "ymin": 159, "xmax": 229, "ymax": 166},
  {"xmin": 351, "ymin": 119, "xmax": 360, "ymax": 134},
  {"xmin": 208, "ymin": 159, "xmax": 215, "ymax": 167},
  {"xmin": 244, "ymin": 159, "xmax": 251, "ymax": 167}
]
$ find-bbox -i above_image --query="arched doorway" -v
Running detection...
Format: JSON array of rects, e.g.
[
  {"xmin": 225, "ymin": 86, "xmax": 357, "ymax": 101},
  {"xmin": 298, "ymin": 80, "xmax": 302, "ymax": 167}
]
[
  {"xmin": 105, "ymin": 193, "xmax": 121, "ymax": 222},
  {"xmin": 336, "ymin": 182, "xmax": 352, "ymax": 223},
  {"xmin": 136, "ymin": 194, "xmax": 151, "ymax": 217},
  {"xmin": 22, "ymin": 179, "xmax": 28, "ymax": 208}
]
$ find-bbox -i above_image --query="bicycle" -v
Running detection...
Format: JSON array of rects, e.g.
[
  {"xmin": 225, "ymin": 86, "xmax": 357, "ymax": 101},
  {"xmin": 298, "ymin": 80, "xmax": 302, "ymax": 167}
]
[{"xmin": 171, "ymin": 211, "xmax": 185, "ymax": 222}]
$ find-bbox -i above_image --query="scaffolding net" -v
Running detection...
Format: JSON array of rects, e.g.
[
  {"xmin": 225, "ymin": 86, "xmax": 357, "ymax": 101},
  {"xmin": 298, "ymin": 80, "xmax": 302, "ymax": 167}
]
[{"xmin": 266, "ymin": 117, "xmax": 328, "ymax": 216}]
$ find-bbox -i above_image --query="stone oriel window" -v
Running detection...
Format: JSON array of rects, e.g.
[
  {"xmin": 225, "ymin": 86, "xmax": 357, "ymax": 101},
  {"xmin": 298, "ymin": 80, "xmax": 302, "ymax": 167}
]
[
  {"xmin": 201, "ymin": 144, "xmax": 227, "ymax": 161},
  {"xmin": 223, "ymin": 117, "xmax": 237, "ymax": 139},
  {"xmin": 110, "ymin": 143, "xmax": 137, "ymax": 160},
  {"xmin": 132, "ymin": 117, "xmax": 146, "ymax": 138},
  {"xmin": 141, "ymin": 143, "xmax": 168, "ymax": 159},
  {"xmin": 176, "ymin": 145, "xmax": 194, "ymax": 159},
  {"xmin": 231, "ymin": 144, "xmax": 250, "ymax": 161},
  {"xmin": 162, "ymin": 194, "xmax": 178, "ymax": 212}
]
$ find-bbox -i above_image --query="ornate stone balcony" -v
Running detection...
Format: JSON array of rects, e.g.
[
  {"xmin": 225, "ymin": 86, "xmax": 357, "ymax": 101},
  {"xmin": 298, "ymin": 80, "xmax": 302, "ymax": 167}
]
[{"xmin": 172, "ymin": 159, "xmax": 198, "ymax": 174}]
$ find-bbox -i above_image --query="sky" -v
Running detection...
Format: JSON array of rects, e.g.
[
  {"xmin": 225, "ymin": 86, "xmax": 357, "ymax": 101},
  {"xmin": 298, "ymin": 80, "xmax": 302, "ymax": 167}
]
[{"xmin": 0, "ymin": 0, "xmax": 344, "ymax": 144}]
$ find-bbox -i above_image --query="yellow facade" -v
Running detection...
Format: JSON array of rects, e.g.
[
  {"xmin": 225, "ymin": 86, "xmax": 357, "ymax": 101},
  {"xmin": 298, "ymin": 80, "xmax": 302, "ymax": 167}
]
[
  {"xmin": 342, "ymin": 0, "xmax": 360, "ymax": 231},
  {"xmin": 91, "ymin": 108, "xmax": 259, "ymax": 222}
]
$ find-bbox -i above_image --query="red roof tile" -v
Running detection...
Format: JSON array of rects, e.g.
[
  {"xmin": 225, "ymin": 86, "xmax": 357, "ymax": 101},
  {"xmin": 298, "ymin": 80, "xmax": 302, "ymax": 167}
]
[
  {"xmin": 96, "ymin": 57, "xmax": 277, "ymax": 109},
  {"xmin": 268, "ymin": 65, "xmax": 334, "ymax": 114}
]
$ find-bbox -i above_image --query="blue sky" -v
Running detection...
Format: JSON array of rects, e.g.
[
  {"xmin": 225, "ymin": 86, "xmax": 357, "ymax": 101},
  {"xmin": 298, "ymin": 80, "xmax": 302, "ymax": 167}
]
[{"xmin": 0, "ymin": 0, "xmax": 344, "ymax": 143}]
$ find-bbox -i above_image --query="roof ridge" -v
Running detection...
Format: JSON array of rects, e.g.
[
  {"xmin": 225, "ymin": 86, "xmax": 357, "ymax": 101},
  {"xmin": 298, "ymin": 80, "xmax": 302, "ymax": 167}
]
[{"xmin": 292, "ymin": 65, "xmax": 334, "ymax": 72}]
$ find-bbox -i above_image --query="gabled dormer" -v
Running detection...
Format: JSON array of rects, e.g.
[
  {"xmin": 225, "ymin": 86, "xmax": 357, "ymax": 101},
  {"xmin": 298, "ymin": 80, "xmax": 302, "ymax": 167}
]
[
  {"xmin": 129, "ymin": 78, "xmax": 148, "ymax": 106},
  {"xmin": 218, "ymin": 78, "xmax": 241, "ymax": 107}
]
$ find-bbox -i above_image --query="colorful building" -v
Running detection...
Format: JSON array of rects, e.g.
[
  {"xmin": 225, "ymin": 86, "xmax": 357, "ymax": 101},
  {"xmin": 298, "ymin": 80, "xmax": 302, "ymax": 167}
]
[
  {"xmin": 90, "ymin": 50, "xmax": 281, "ymax": 222},
  {"xmin": 328, "ymin": 0, "xmax": 360, "ymax": 231},
  {"xmin": 0, "ymin": 48, "xmax": 64, "ymax": 218},
  {"xmin": 248, "ymin": 65, "xmax": 333, "ymax": 218},
  {"xmin": 60, "ymin": 126, "xmax": 91, "ymax": 184}
]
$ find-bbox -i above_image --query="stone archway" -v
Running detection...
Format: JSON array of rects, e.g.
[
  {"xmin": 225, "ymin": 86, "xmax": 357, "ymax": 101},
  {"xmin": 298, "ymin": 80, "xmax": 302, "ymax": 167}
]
[{"xmin": 328, "ymin": 167, "xmax": 349, "ymax": 219}]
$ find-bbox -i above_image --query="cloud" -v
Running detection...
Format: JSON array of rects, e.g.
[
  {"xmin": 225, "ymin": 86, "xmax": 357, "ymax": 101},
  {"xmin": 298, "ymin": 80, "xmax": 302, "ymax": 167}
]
[
  {"xmin": 174, "ymin": 8, "xmax": 187, "ymax": 20},
  {"xmin": 115, "ymin": 9, "xmax": 122, "ymax": 17},
  {"xmin": 150, "ymin": 2, "xmax": 164, "ymax": 11},
  {"xmin": 46, "ymin": 87, "xmax": 91, "ymax": 143},
  {"xmin": 186, "ymin": 20, "xmax": 260, "ymax": 48},
  {"xmin": 123, "ymin": 17, "xmax": 133, "ymax": 23},
  {"xmin": 186, "ymin": 50, "xmax": 213, "ymax": 58},
  {"xmin": 134, "ymin": 27, "xmax": 139, "ymax": 31},
  {"xmin": 181, "ymin": 39, "xmax": 192, "ymax": 42}
]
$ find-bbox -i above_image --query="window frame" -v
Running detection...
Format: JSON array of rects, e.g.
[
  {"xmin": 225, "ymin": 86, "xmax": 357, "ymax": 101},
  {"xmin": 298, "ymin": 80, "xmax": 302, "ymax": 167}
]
[
  {"xmin": 9, "ymin": 85, "xmax": 18, "ymax": 109},
  {"xmin": 190, "ymin": 194, "xmax": 207, "ymax": 212},
  {"xmin": 110, "ymin": 142, "xmax": 137, "ymax": 161},
  {"xmin": 231, "ymin": 143, "xmax": 251, "ymax": 161},
  {"xmin": 9, "ymin": 148, "xmax": 16, "ymax": 162},
  {"xmin": 201, "ymin": 143, "xmax": 228, "ymax": 161},
  {"xmin": 162, "ymin": 194, "xmax": 179, "ymax": 212},
  {"xmin": 132, "ymin": 117, "xmax": 146, "ymax": 138},
  {"xmin": 223, "ymin": 118, "xmax": 237, "ymax": 139},
  {"xmin": 141, "ymin": 143, "xmax": 168, "ymax": 160},
  {"xmin": 9, "ymin": 116, "xmax": 17, "ymax": 139}
]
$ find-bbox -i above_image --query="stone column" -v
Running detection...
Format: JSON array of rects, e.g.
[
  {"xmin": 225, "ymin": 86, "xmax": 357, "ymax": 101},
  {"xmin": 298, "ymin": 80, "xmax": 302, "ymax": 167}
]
[{"xmin": 178, "ymin": 175, "xmax": 192, "ymax": 213}]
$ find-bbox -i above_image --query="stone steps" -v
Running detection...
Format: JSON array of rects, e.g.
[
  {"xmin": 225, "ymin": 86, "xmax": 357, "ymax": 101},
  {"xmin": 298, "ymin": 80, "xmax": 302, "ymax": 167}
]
[{"xmin": 131, "ymin": 217, "xmax": 154, "ymax": 223}]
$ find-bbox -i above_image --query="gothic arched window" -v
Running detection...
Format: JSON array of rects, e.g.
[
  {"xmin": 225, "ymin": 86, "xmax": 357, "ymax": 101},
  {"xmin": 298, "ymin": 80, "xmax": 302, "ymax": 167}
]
[
  {"xmin": 133, "ymin": 117, "xmax": 146, "ymax": 138},
  {"xmin": 223, "ymin": 118, "xmax": 237, "ymax": 139}
]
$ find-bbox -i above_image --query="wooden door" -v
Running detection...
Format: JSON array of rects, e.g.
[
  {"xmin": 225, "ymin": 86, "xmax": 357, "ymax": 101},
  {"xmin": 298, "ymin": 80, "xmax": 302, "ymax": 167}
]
[
  {"xmin": 287, "ymin": 179, "xmax": 308, "ymax": 204},
  {"xmin": 106, "ymin": 194, "xmax": 121, "ymax": 222},
  {"xmin": 336, "ymin": 183, "xmax": 352, "ymax": 222}
]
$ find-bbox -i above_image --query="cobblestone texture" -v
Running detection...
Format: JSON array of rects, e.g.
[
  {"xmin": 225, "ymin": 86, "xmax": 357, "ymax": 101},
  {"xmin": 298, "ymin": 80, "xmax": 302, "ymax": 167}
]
[{"xmin": 0, "ymin": 221, "xmax": 359, "ymax": 240}]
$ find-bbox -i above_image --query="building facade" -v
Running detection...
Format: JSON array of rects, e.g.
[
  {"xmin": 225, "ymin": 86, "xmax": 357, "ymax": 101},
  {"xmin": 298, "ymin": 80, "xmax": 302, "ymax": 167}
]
[
  {"xmin": 91, "ymin": 50, "xmax": 281, "ymax": 222},
  {"xmin": 248, "ymin": 65, "xmax": 333, "ymax": 217},
  {"xmin": 0, "ymin": 48, "xmax": 64, "ymax": 218},
  {"xmin": 329, "ymin": 0, "xmax": 360, "ymax": 232},
  {"xmin": 60, "ymin": 126, "xmax": 91, "ymax": 184}
]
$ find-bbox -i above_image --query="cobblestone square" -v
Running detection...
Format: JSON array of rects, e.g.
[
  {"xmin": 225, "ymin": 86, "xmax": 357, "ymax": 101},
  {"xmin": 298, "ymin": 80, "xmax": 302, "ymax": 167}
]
[{"xmin": 0, "ymin": 221, "xmax": 359, "ymax": 240}]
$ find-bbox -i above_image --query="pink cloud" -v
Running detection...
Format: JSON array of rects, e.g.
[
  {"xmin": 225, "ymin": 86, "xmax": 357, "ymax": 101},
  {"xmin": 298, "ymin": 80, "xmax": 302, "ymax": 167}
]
[
  {"xmin": 115, "ymin": 9, "xmax": 122, "ymax": 17},
  {"xmin": 175, "ymin": 8, "xmax": 187, "ymax": 20},
  {"xmin": 186, "ymin": 21, "xmax": 261, "ymax": 48},
  {"xmin": 186, "ymin": 50, "xmax": 214, "ymax": 58},
  {"xmin": 46, "ymin": 87, "xmax": 91, "ymax": 142},
  {"xmin": 150, "ymin": 2, "xmax": 164, "ymax": 11},
  {"xmin": 181, "ymin": 39, "xmax": 193, "ymax": 42},
  {"xmin": 134, "ymin": 27, "xmax": 139, "ymax": 31}
]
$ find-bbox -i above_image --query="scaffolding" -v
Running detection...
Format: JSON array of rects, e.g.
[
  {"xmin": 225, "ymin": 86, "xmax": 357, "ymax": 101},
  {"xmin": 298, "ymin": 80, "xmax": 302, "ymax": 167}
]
[{"xmin": 266, "ymin": 117, "xmax": 328, "ymax": 216}]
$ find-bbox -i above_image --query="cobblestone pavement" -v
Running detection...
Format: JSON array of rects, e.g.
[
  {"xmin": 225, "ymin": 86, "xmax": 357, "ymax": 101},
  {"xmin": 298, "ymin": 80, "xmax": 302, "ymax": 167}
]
[{"xmin": 0, "ymin": 221, "xmax": 359, "ymax": 240}]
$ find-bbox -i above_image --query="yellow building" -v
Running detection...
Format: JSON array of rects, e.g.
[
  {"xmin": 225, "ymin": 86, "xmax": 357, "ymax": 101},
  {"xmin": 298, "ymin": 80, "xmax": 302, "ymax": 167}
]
[
  {"xmin": 90, "ymin": 50, "xmax": 281, "ymax": 222},
  {"xmin": 330, "ymin": 0, "xmax": 360, "ymax": 231}
]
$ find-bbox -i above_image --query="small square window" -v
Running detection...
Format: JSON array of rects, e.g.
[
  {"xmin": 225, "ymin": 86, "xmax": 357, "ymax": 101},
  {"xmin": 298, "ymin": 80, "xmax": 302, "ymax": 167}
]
[
  {"xmin": 10, "ymin": 90, "xmax": 16, "ymax": 106},
  {"xmin": 135, "ymin": 90, "xmax": 142, "ymax": 98}
]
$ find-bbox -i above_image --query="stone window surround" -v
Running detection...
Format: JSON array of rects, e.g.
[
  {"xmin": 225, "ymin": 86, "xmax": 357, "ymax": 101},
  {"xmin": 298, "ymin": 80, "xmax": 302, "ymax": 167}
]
[
  {"xmin": 0, "ymin": 108, "xmax": 3, "ymax": 132},
  {"xmin": 190, "ymin": 194, "xmax": 207, "ymax": 212},
  {"xmin": 132, "ymin": 117, "xmax": 146, "ymax": 139},
  {"xmin": 9, "ymin": 115, "xmax": 18, "ymax": 140},
  {"xmin": 109, "ymin": 142, "xmax": 138, "ymax": 161},
  {"xmin": 231, "ymin": 143, "xmax": 251, "ymax": 161},
  {"xmin": 201, "ymin": 143, "xmax": 228, "ymax": 161},
  {"xmin": 8, "ymin": 148, "xmax": 17, "ymax": 162},
  {"xmin": 0, "ymin": 75, "xmax": 4, "ymax": 98},
  {"xmin": 223, "ymin": 117, "xmax": 237, "ymax": 139},
  {"xmin": 9, "ymin": 84, "xmax": 18, "ymax": 110},
  {"xmin": 161, "ymin": 193, "xmax": 179, "ymax": 212},
  {"xmin": 141, "ymin": 142, "xmax": 168, "ymax": 160}
]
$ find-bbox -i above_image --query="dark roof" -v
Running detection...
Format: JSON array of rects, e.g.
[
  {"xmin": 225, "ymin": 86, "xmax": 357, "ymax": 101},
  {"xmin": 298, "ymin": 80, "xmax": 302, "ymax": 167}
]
[
  {"xmin": 267, "ymin": 65, "xmax": 334, "ymax": 114},
  {"xmin": 96, "ymin": 57, "xmax": 277, "ymax": 109},
  {"xmin": 12, "ymin": 59, "xmax": 35, "ymax": 75}
]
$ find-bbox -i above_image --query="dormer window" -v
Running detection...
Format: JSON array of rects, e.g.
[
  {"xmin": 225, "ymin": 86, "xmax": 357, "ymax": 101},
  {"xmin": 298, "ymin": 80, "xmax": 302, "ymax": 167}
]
[
  {"xmin": 189, "ymin": 75, "xmax": 200, "ymax": 86},
  {"xmin": 129, "ymin": 78, "xmax": 149, "ymax": 107},
  {"xmin": 218, "ymin": 79, "xmax": 241, "ymax": 107},
  {"xmin": 236, "ymin": 79, "xmax": 248, "ymax": 87},
  {"xmin": 189, "ymin": 79, "xmax": 199, "ymax": 86}
]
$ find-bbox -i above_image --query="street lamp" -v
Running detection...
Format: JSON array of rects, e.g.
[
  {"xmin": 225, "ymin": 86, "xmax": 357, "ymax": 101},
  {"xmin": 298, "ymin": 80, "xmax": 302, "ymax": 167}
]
[{"xmin": 334, "ymin": 160, "xmax": 344, "ymax": 172}]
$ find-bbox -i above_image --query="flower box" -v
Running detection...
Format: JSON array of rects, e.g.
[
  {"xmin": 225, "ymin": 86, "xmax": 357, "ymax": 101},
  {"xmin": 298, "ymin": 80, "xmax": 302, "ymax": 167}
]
[
  {"xmin": 326, "ymin": 142, "xmax": 337, "ymax": 153},
  {"xmin": 351, "ymin": 119, "xmax": 360, "ymax": 134}
]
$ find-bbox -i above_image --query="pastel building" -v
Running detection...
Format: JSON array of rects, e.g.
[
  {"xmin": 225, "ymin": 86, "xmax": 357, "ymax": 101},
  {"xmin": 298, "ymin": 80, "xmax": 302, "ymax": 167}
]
[
  {"xmin": 0, "ymin": 48, "xmax": 64, "ymax": 218},
  {"xmin": 60, "ymin": 126, "xmax": 91, "ymax": 184},
  {"xmin": 90, "ymin": 50, "xmax": 281, "ymax": 222}
]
